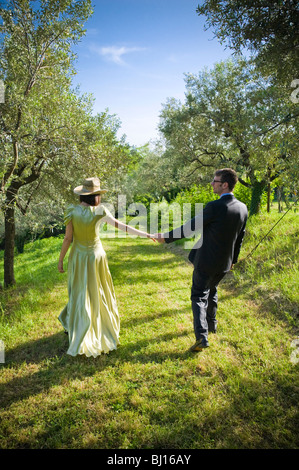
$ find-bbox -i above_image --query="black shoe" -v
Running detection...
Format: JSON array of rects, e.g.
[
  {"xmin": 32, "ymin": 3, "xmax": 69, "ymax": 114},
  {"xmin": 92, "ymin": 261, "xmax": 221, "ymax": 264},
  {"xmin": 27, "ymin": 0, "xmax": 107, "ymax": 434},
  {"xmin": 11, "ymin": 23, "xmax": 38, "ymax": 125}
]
[{"xmin": 189, "ymin": 338, "xmax": 209, "ymax": 352}]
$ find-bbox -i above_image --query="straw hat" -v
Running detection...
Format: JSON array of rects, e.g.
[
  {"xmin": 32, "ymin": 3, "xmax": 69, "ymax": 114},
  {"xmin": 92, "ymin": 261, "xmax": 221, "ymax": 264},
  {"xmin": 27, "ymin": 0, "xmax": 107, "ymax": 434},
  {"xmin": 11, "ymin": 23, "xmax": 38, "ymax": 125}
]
[{"xmin": 73, "ymin": 177, "xmax": 107, "ymax": 195}]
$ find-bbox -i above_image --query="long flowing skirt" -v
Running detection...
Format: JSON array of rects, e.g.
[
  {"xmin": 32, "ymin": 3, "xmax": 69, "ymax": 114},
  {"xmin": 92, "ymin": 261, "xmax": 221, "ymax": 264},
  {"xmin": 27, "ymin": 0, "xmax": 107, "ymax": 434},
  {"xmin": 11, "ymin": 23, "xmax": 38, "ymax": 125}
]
[{"xmin": 59, "ymin": 240, "xmax": 120, "ymax": 357}]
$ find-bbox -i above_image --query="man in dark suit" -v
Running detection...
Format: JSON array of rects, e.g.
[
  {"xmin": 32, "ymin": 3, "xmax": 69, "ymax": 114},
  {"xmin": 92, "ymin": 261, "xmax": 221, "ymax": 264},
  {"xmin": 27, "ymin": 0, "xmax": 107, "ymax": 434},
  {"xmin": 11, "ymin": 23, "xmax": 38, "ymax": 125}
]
[{"xmin": 154, "ymin": 168, "xmax": 248, "ymax": 352}]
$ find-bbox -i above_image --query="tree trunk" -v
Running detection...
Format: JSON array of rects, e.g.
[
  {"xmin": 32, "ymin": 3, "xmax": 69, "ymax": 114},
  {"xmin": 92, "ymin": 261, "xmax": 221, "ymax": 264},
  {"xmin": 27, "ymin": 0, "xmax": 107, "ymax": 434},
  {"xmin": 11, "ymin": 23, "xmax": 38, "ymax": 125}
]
[
  {"xmin": 282, "ymin": 187, "xmax": 290, "ymax": 209},
  {"xmin": 2, "ymin": 163, "xmax": 43, "ymax": 286},
  {"xmin": 250, "ymin": 181, "xmax": 266, "ymax": 216},
  {"xmin": 277, "ymin": 187, "xmax": 282, "ymax": 212},
  {"xmin": 267, "ymin": 182, "xmax": 271, "ymax": 213},
  {"xmin": 4, "ymin": 187, "xmax": 17, "ymax": 287},
  {"xmin": 4, "ymin": 208, "xmax": 16, "ymax": 287}
]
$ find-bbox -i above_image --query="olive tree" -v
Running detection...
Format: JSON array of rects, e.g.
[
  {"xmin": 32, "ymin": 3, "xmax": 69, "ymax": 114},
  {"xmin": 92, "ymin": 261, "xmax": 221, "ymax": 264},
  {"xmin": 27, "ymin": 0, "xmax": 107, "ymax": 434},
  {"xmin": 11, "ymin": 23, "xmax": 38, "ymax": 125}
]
[
  {"xmin": 159, "ymin": 58, "xmax": 298, "ymax": 215},
  {"xmin": 196, "ymin": 0, "xmax": 299, "ymax": 84},
  {"xmin": 0, "ymin": 1, "xmax": 132, "ymax": 287}
]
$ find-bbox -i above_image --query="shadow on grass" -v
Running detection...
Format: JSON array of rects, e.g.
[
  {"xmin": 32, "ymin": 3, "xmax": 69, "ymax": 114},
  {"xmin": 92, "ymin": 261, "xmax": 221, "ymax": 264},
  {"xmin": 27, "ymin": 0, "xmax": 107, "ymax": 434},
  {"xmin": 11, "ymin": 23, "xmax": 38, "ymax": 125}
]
[
  {"xmin": 1, "ymin": 329, "xmax": 298, "ymax": 448},
  {"xmin": 219, "ymin": 267, "xmax": 299, "ymax": 329},
  {"xmin": 0, "ymin": 324, "xmax": 193, "ymax": 411},
  {"xmin": 121, "ymin": 305, "xmax": 191, "ymax": 328}
]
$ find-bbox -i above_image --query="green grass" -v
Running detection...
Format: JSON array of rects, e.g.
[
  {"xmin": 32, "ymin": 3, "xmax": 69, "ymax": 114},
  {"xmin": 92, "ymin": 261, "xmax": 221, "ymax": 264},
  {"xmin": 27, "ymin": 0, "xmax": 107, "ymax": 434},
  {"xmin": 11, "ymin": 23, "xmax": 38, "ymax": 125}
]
[{"xmin": 0, "ymin": 209, "xmax": 298, "ymax": 449}]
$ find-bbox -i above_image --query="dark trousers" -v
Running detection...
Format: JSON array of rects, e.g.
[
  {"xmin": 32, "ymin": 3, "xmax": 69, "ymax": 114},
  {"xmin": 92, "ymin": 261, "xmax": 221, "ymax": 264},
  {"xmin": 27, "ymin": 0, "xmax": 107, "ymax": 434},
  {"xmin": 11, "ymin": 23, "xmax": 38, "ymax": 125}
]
[{"xmin": 191, "ymin": 270, "xmax": 226, "ymax": 344}]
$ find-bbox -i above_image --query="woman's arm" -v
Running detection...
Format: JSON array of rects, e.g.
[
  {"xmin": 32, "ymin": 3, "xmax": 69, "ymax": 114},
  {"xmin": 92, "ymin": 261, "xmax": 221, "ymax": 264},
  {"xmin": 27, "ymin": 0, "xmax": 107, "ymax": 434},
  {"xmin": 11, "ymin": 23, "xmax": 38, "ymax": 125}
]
[
  {"xmin": 106, "ymin": 215, "xmax": 154, "ymax": 239},
  {"xmin": 58, "ymin": 222, "xmax": 73, "ymax": 273}
]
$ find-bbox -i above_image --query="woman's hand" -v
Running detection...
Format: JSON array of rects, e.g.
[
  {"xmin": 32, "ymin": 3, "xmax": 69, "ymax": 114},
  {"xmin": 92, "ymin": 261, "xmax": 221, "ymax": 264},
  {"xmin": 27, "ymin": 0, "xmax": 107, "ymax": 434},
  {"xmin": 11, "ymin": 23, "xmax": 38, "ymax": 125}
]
[
  {"xmin": 58, "ymin": 260, "xmax": 65, "ymax": 273},
  {"xmin": 147, "ymin": 233, "xmax": 157, "ymax": 242}
]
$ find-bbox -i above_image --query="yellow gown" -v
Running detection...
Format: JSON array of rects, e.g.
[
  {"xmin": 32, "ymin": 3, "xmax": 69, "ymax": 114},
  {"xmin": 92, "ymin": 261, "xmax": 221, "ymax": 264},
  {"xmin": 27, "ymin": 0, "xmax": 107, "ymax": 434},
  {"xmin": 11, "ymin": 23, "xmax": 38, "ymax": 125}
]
[{"xmin": 59, "ymin": 204, "xmax": 120, "ymax": 357}]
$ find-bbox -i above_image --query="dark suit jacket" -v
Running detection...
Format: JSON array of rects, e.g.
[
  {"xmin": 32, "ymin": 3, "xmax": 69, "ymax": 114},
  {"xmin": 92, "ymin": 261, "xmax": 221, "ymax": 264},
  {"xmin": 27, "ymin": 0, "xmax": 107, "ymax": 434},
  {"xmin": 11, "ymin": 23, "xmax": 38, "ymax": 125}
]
[{"xmin": 164, "ymin": 195, "xmax": 248, "ymax": 275}]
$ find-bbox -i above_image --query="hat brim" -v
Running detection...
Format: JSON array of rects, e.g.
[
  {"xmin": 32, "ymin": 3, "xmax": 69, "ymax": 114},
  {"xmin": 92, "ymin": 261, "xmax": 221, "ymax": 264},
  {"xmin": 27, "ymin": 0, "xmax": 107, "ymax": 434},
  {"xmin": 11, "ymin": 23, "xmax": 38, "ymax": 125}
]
[{"xmin": 74, "ymin": 186, "xmax": 107, "ymax": 195}]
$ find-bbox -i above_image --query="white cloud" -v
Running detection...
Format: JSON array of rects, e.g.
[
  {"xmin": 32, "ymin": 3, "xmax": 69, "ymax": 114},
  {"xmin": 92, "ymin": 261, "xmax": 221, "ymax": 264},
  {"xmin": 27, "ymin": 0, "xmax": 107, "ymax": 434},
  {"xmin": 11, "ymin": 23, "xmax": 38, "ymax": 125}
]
[{"xmin": 90, "ymin": 44, "xmax": 147, "ymax": 65}]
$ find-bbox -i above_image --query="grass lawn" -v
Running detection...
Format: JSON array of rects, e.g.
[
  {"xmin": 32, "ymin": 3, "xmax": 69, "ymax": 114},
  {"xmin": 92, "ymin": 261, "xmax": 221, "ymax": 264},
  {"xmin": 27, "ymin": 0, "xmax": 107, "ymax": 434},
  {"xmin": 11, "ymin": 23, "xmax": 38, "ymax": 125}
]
[{"xmin": 0, "ymin": 209, "xmax": 298, "ymax": 449}]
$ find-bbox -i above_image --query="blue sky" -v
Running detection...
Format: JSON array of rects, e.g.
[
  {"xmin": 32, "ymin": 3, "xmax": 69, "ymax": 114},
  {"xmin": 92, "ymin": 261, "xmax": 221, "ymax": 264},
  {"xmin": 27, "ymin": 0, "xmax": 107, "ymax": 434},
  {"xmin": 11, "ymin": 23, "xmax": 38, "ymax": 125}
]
[{"xmin": 72, "ymin": 0, "xmax": 233, "ymax": 147}]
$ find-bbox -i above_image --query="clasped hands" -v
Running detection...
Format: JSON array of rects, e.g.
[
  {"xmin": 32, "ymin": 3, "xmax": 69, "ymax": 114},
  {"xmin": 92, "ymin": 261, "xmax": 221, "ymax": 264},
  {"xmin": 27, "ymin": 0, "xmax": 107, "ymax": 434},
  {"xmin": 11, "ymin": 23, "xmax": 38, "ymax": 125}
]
[{"xmin": 149, "ymin": 233, "xmax": 165, "ymax": 243}]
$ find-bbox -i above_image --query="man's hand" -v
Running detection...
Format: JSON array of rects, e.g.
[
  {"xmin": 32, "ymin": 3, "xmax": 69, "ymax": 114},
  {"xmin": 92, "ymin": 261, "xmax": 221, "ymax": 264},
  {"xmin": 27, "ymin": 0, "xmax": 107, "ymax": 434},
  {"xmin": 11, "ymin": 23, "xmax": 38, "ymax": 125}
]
[{"xmin": 153, "ymin": 233, "xmax": 165, "ymax": 243}]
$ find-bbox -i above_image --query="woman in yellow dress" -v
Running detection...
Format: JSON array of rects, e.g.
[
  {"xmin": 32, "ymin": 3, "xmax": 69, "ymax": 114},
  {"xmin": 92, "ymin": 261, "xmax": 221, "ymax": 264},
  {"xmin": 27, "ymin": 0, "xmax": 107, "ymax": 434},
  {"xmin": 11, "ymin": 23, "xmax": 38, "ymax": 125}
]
[{"xmin": 58, "ymin": 177, "xmax": 154, "ymax": 358}]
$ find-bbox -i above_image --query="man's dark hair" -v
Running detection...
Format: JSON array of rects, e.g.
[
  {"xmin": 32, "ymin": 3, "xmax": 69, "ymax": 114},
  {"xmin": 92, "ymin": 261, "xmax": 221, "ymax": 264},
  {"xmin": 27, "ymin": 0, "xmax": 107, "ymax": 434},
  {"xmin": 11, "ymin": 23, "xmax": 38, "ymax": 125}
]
[
  {"xmin": 80, "ymin": 194, "xmax": 98, "ymax": 206},
  {"xmin": 215, "ymin": 168, "xmax": 238, "ymax": 191}
]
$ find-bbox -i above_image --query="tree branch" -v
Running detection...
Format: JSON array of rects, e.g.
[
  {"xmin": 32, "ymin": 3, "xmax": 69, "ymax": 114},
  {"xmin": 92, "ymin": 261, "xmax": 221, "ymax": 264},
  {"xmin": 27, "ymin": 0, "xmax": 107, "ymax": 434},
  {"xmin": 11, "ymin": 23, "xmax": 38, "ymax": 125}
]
[
  {"xmin": 16, "ymin": 175, "xmax": 44, "ymax": 215},
  {"xmin": 238, "ymin": 177, "xmax": 251, "ymax": 188},
  {"xmin": 1, "ymin": 141, "xmax": 19, "ymax": 193},
  {"xmin": 256, "ymin": 111, "xmax": 299, "ymax": 136}
]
